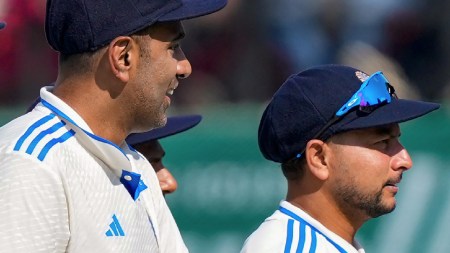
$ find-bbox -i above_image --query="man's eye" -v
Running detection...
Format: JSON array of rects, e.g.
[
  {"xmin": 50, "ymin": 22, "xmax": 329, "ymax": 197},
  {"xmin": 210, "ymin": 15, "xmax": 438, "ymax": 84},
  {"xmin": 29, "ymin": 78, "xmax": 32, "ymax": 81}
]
[
  {"xmin": 374, "ymin": 138, "xmax": 394, "ymax": 149},
  {"xmin": 380, "ymin": 139, "xmax": 389, "ymax": 144}
]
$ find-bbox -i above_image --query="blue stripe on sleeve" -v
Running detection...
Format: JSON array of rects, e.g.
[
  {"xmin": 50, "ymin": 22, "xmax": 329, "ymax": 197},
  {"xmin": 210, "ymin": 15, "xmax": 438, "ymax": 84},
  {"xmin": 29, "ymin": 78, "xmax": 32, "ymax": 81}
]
[
  {"xmin": 309, "ymin": 229, "xmax": 317, "ymax": 253},
  {"xmin": 284, "ymin": 219, "xmax": 294, "ymax": 253},
  {"xmin": 37, "ymin": 129, "xmax": 75, "ymax": 161},
  {"xmin": 26, "ymin": 121, "xmax": 66, "ymax": 154},
  {"xmin": 297, "ymin": 222, "xmax": 306, "ymax": 253},
  {"xmin": 14, "ymin": 114, "xmax": 56, "ymax": 151}
]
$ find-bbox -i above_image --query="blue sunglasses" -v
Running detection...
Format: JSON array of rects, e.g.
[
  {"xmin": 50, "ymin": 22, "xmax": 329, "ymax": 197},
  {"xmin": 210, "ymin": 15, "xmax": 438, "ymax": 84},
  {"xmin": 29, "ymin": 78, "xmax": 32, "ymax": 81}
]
[{"xmin": 293, "ymin": 71, "xmax": 396, "ymax": 160}]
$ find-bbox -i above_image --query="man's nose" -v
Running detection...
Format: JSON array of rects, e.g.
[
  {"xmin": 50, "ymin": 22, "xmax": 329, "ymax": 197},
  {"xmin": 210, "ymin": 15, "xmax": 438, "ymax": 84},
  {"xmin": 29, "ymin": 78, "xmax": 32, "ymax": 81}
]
[
  {"xmin": 392, "ymin": 145, "xmax": 413, "ymax": 171},
  {"xmin": 157, "ymin": 168, "xmax": 178, "ymax": 195},
  {"xmin": 176, "ymin": 48, "xmax": 192, "ymax": 79}
]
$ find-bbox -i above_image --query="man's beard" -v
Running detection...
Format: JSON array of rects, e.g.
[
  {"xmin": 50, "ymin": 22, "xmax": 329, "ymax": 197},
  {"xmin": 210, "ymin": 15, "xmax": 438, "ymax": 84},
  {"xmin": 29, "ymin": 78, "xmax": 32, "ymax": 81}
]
[{"xmin": 335, "ymin": 183, "xmax": 396, "ymax": 218}]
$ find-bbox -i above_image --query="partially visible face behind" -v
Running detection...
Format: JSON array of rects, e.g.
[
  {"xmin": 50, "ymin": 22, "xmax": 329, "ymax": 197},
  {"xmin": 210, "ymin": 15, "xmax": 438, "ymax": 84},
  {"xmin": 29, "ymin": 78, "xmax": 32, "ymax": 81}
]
[
  {"xmin": 326, "ymin": 123, "xmax": 413, "ymax": 219},
  {"xmin": 131, "ymin": 21, "xmax": 192, "ymax": 131},
  {"xmin": 133, "ymin": 140, "xmax": 178, "ymax": 195}
]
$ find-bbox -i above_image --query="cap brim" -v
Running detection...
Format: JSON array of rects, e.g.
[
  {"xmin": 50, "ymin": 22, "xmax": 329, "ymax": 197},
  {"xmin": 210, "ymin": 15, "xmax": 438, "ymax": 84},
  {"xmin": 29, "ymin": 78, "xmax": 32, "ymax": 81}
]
[
  {"xmin": 0, "ymin": 22, "xmax": 5, "ymax": 30},
  {"xmin": 333, "ymin": 99, "xmax": 440, "ymax": 134},
  {"xmin": 158, "ymin": 0, "xmax": 227, "ymax": 22},
  {"xmin": 126, "ymin": 115, "xmax": 202, "ymax": 146}
]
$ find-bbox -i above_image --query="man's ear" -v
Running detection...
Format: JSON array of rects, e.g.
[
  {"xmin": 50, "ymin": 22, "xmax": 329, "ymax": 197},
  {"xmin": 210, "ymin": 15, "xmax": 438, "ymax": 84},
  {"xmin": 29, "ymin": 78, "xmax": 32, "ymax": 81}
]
[
  {"xmin": 304, "ymin": 139, "xmax": 330, "ymax": 181},
  {"xmin": 108, "ymin": 36, "xmax": 134, "ymax": 82}
]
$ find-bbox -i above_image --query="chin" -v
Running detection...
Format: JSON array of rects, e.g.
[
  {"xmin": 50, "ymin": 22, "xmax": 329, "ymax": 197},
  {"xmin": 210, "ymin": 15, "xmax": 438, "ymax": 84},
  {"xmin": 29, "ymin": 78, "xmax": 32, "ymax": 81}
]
[
  {"xmin": 141, "ymin": 114, "xmax": 166, "ymax": 130},
  {"xmin": 370, "ymin": 202, "xmax": 397, "ymax": 218},
  {"xmin": 386, "ymin": 199, "xmax": 397, "ymax": 212},
  {"xmin": 383, "ymin": 193, "xmax": 397, "ymax": 209},
  {"xmin": 363, "ymin": 195, "xmax": 397, "ymax": 218},
  {"xmin": 161, "ymin": 114, "xmax": 168, "ymax": 125},
  {"xmin": 154, "ymin": 116, "xmax": 167, "ymax": 128}
]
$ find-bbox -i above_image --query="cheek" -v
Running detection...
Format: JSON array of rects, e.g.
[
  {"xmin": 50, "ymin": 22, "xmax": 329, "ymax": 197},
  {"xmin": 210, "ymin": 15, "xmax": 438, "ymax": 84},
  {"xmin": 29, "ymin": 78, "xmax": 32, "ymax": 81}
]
[
  {"xmin": 135, "ymin": 65, "xmax": 164, "ymax": 98},
  {"xmin": 147, "ymin": 60, "xmax": 176, "ymax": 91},
  {"xmin": 160, "ymin": 58, "xmax": 178, "ymax": 78},
  {"xmin": 359, "ymin": 159, "xmax": 391, "ymax": 191},
  {"xmin": 332, "ymin": 146, "xmax": 386, "ymax": 183},
  {"xmin": 150, "ymin": 48, "xmax": 178, "ymax": 72}
]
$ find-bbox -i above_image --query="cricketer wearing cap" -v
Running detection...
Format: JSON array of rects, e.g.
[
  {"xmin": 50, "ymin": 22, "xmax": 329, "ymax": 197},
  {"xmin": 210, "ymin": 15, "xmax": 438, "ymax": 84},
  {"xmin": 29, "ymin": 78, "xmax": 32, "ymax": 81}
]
[
  {"xmin": 0, "ymin": 0, "xmax": 226, "ymax": 253},
  {"xmin": 241, "ymin": 65, "xmax": 440, "ymax": 253}
]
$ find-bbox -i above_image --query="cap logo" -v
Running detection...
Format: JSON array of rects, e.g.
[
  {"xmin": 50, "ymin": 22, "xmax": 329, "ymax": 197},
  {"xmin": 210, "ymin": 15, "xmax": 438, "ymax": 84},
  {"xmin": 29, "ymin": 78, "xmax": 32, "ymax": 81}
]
[{"xmin": 355, "ymin": 71, "xmax": 369, "ymax": 82}]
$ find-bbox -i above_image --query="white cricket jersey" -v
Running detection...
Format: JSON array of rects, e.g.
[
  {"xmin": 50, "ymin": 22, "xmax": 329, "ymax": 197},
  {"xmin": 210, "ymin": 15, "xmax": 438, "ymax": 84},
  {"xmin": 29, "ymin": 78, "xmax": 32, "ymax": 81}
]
[
  {"xmin": 241, "ymin": 201, "xmax": 366, "ymax": 253},
  {"xmin": 0, "ymin": 86, "xmax": 188, "ymax": 253}
]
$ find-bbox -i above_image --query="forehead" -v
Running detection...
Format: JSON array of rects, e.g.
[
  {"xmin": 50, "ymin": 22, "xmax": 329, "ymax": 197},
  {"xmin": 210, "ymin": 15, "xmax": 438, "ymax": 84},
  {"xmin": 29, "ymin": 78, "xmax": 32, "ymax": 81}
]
[
  {"xmin": 357, "ymin": 124, "xmax": 400, "ymax": 137},
  {"xmin": 148, "ymin": 21, "xmax": 185, "ymax": 42},
  {"xmin": 332, "ymin": 123, "xmax": 401, "ymax": 143}
]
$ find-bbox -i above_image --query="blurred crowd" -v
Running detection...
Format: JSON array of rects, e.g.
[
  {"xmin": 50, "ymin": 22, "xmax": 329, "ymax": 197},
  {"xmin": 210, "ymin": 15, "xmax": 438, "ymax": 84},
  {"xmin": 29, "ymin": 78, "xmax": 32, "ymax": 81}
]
[{"xmin": 0, "ymin": 0, "xmax": 449, "ymax": 107}]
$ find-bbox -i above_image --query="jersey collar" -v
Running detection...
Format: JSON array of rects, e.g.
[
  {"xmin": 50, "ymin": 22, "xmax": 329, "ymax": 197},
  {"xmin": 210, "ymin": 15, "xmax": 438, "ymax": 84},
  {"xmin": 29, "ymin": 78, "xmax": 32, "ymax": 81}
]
[{"xmin": 38, "ymin": 86, "xmax": 148, "ymax": 200}]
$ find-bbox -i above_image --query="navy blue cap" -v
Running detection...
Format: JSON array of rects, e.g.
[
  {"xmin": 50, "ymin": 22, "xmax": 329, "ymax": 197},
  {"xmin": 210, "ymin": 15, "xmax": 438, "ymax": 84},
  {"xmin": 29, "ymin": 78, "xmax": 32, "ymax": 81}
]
[
  {"xmin": 0, "ymin": 22, "xmax": 5, "ymax": 30},
  {"xmin": 126, "ymin": 115, "xmax": 202, "ymax": 146},
  {"xmin": 45, "ymin": 0, "xmax": 227, "ymax": 54},
  {"xmin": 258, "ymin": 64, "xmax": 440, "ymax": 163}
]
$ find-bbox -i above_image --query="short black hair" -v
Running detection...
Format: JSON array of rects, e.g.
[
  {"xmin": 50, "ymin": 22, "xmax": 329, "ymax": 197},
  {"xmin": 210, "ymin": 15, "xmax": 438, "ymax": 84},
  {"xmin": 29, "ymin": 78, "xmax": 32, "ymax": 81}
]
[{"xmin": 281, "ymin": 157, "xmax": 306, "ymax": 181}]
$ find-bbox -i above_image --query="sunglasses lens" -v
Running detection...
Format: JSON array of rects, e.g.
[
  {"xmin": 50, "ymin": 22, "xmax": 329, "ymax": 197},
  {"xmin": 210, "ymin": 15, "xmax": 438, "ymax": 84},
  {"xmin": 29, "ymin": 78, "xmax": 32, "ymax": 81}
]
[
  {"xmin": 358, "ymin": 73, "xmax": 391, "ymax": 107},
  {"xmin": 336, "ymin": 72, "xmax": 393, "ymax": 116}
]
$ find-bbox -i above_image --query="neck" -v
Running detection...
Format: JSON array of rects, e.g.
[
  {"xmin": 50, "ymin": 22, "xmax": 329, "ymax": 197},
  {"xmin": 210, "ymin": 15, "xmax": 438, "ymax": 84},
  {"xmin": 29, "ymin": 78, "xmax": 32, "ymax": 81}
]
[
  {"xmin": 286, "ymin": 186, "xmax": 365, "ymax": 244},
  {"xmin": 52, "ymin": 80, "xmax": 129, "ymax": 146}
]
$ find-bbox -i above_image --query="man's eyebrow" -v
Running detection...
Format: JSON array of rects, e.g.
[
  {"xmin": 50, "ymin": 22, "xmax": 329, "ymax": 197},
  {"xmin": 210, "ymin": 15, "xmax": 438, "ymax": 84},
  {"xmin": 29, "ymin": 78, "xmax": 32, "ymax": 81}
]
[{"xmin": 373, "ymin": 125, "xmax": 401, "ymax": 137}]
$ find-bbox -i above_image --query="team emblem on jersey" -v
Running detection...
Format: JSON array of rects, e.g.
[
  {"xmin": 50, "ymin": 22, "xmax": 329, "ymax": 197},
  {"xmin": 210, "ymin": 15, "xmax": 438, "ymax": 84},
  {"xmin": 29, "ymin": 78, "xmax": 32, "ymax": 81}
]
[{"xmin": 355, "ymin": 71, "xmax": 369, "ymax": 82}]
